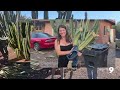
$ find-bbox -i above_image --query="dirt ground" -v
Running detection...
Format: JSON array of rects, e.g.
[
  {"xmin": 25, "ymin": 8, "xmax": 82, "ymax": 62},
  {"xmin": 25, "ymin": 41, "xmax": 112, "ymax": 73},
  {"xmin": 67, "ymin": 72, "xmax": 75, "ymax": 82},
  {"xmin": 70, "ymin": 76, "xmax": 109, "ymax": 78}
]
[
  {"xmin": 30, "ymin": 48, "xmax": 58, "ymax": 68},
  {"xmin": 8, "ymin": 47, "xmax": 30, "ymax": 63},
  {"xmin": 0, "ymin": 47, "xmax": 31, "ymax": 79},
  {"xmin": 30, "ymin": 42, "xmax": 120, "ymax": 79},
  {"xmin": 0, "ymin": 43, "xmax": 119, "ymax": 79},
  {"xmin": 30, "ymin": 48, "xmax": 85, "ymax": 69}
]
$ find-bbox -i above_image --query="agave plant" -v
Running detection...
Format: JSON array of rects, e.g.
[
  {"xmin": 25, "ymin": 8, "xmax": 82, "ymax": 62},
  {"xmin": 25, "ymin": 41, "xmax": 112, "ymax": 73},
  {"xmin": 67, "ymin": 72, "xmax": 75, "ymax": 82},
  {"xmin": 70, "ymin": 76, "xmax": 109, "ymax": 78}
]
[
  {"xmin": 50, "ymin": 19, "xmax": 99, "ymax": 51},
  {"xmin": 72, "ymin": 20, "xmax": 99, "ymax": 50}
]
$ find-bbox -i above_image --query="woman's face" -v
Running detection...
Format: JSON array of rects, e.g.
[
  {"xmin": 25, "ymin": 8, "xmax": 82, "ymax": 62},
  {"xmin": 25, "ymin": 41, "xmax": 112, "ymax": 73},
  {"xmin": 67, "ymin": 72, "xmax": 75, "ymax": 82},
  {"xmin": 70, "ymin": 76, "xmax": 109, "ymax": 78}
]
[{"xmin": 59, "ymin": 27, "xmax": 66, "ymax": 37}]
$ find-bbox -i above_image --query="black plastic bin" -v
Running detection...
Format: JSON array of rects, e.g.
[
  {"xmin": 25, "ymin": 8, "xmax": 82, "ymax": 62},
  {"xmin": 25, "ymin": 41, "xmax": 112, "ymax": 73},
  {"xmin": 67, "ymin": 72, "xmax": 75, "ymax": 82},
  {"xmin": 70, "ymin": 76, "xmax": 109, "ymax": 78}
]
[
  {"xmin": 0, "ymin": 39, "xmax": 8, "ymax": 64},
  {"xmin": 82, "ymin": 43, "xmax": 109, "ymax": 79}
]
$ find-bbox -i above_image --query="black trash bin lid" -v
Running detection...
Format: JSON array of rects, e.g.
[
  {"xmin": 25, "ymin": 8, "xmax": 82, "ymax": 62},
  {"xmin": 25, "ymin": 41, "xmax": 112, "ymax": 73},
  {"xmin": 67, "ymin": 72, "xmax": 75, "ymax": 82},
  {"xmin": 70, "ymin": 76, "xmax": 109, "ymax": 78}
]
[
  {"xmin": 82, "ymin": 43, "xmax": 109, "ymax": 56},
  {"xmin": 88, "ymin": 43, "xmax": 108, "ymax": 50}
]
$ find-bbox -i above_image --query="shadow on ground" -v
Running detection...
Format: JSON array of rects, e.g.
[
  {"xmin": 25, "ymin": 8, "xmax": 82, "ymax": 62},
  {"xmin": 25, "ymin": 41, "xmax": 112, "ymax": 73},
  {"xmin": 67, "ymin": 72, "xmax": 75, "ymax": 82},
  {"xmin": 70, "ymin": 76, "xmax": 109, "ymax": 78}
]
[
  {"xmin": 28, "ymin": 68, "xmax": 53, "ymax": 79},
  {"xmin": 0, "ymin": 62, "xmax": 55, "ymax": 79}
]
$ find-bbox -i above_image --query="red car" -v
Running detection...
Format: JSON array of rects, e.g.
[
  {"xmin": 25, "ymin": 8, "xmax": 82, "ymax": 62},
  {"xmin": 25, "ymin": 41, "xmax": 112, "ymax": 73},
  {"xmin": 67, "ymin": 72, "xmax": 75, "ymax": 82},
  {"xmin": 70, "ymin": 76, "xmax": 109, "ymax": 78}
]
[{"xmin": 30, "ymin": 32, "xmax": 56, "ymax": 51}]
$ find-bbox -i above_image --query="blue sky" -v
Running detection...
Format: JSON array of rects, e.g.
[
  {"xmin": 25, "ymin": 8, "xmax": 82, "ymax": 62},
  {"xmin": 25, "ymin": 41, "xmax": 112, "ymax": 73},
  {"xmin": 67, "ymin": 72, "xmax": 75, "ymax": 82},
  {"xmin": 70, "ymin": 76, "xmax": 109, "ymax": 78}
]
[{"xmin": 21, "ymin": 11, "xmax": 120, "ymax": 23}]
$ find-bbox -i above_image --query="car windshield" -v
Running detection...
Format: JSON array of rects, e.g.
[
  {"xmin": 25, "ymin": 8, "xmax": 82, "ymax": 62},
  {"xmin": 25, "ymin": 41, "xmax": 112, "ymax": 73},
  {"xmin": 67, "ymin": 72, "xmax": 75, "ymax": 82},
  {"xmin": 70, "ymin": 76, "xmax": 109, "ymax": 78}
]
[
  {"xmin": 31, "ymin": 33, "xmax": 52, "ymax": 38},
  {"xmin": 44, "ymin": 33, "xmax": 53, "ymax": 37},
  {"xmin": 31, "ymin": 33, "xmax": 37, "ymax": 38}
]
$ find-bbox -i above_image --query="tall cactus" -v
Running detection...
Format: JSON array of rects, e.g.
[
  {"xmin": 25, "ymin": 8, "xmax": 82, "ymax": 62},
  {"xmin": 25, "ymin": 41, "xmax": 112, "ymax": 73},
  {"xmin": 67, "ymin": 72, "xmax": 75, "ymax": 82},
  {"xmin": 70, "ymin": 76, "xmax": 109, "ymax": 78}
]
[
  {"xmin": 16, "ymin": 11, "xmax": 21, "ymax": 33},
  {"xmin": 3, "ymin": 11, "xmax": 17, "ymax": 23},
  {"xmin": 8, "ymin": 22, "xmax": 31, "ymax": 60},
  {"xmin": 57, "ymin": 11, "xmax": 66, "ymax": 19},
  {"xmin": 0, "ymin": 12, "xmax": 8, "ymax": 38},
  {"xmin": 0, "ymin": 11, "xmax": 31, "ymax": 60},
  {"xmin": 31, "ymin": 11, "xmax": 35, "ymax": 19},
  {"xmin": 16, "ymin": 11, "xmax": 21, "ymax": 22},
  {"xmin": 57, "ymin": 11, "xmax": 63, "ymax": 19},
  {"xmin": 0, "ymin": 12, "xmax": 9, "ymax": 64},
  {"xmin": 66, "ymin": 11, "xmax": 72, "ymax": 19},
  {"xmin": 31, "ymin": 11, "xmax": 38, "ymax": 19},
  {"xmin": 44, "ymin": 11, "xmax": 48, "ymax": 19},
  {"xmin": 85, "ymin": 11, "xmax": 88, "ymax": 20},
  {"xmin": 3, "ymin": 11, "xmax": 9, "ymax": 22},
  {"xmin": 57, "ymin": 11, "xmax": 72, "ymax": 19},
  {"xmin": 36, "ymin": 11, "xmax": 38, "ymax": 19}
]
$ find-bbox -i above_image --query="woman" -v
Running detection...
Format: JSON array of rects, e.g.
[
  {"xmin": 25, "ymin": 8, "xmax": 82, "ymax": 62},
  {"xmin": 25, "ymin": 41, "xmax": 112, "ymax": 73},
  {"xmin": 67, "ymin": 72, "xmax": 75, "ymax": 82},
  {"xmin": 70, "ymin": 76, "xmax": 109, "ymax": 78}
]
[{"xmin": 53, "ymin": 25, "xmax": 82, "ymax": 79}]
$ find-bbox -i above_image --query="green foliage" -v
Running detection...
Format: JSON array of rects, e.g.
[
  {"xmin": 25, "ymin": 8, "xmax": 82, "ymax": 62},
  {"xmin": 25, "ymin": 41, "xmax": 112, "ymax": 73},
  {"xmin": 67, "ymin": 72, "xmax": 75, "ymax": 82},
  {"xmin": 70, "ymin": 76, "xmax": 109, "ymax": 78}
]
[
  {"xmin": 50, "ymin": 19, "xmax": 66, "ymax": 36},
  {"xmin": 50, "ymin": 19, "xmax": 99, "ymax": 51},
  {"xmin": 8, "ymin": 22, "xmax": 31, "ymax": 60},
  {"xmin": 0, "ymin": 13, "xmax": 8, "ymax": 38},
  {"xmin": 0, "ymin": 11, "xmax": 32, "ymax": 60},
  {"xmin": 116, "ymin": 22, "xmax": 120, "ymax": 32}
]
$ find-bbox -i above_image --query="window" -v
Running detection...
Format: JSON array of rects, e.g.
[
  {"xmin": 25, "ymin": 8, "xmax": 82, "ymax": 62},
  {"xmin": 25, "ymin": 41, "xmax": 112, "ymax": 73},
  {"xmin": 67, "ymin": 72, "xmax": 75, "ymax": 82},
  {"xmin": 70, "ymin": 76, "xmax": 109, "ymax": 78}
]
[
  {"xmin": 36, "ymin": 33, "xmax": 52, "ymax": 38},
  {"xmin": 44, "ymin": 33, "xmax": 52, "ymax": 37},
  {"xmin": 31, "ymin": 33, "xmax": 37, "ymax": 38},
  {"xmin": 33, "ymin": 21, "xmax": 45, "ymax": 30}
]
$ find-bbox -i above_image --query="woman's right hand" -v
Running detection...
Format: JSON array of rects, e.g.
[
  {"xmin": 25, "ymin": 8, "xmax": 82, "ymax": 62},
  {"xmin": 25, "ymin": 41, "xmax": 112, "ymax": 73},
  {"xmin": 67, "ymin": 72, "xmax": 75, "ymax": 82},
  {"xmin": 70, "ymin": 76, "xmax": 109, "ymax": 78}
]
[{"xmin": 69, "ymin": 47, "xmax": 74, "ymax": 54}]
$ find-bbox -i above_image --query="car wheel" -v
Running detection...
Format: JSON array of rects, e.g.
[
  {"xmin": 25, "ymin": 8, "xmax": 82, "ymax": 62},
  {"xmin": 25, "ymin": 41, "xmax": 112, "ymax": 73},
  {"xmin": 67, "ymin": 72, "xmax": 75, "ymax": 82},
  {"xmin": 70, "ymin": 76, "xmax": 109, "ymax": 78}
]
[{"xmin": 34, "ymin": 43, "xmax": 41, "ymax": 51}]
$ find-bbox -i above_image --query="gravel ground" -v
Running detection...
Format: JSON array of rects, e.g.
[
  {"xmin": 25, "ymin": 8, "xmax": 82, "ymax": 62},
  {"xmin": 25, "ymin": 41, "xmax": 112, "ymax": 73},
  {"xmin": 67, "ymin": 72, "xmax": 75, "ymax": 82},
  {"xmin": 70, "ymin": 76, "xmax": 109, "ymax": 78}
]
[
  {"xmin": 30, "ymin": 48, "xmax": 85, "ymax": 69},
  {"xmin": 30, "ymin": 48, "xmax": 58, "ymax": 68},
  {"xmin": 30, "ymin": 42, "xmax": 120, "ymax": 79},
  {"xmin": 0, "ymin": 47, "xmax": 31, "ymax": 79},
  {"xmin": 116, "ymin": 49, "xmax": 120, "ymax": 58},
  {"xmin": 0, "ymin": 44, "xmax": 119, "ymax": 79},
  {"xmin": 45, "ymin": 67, "xmax": 120, "ymax": 79}
]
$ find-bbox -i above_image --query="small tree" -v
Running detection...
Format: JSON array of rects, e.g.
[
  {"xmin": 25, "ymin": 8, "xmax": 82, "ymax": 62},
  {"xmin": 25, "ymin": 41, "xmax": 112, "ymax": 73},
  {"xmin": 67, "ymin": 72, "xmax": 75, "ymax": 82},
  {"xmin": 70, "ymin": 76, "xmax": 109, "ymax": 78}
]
[{"xmin": 115, "ymin": 22, "xmax": 120, "ymax": 32}]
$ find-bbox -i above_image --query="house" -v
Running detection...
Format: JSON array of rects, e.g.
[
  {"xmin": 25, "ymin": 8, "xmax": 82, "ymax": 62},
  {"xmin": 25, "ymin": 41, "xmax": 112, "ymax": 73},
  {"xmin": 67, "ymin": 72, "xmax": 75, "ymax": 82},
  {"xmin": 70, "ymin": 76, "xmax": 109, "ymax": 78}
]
[
  {"xmin": 31, "ymin": 19, "xmax": 115, "ymax": 44},
  {"xmin": 89, "ymin": 20, "xmax": 115, "ymax": 44}
]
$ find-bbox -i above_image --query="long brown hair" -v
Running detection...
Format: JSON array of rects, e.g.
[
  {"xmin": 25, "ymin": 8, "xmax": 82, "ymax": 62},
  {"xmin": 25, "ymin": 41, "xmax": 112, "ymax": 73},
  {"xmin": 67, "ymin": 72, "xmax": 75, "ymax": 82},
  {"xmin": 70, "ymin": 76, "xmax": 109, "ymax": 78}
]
[{"xmin": 57, "ymin": 25, "xmax": 72, "ymax": 44}]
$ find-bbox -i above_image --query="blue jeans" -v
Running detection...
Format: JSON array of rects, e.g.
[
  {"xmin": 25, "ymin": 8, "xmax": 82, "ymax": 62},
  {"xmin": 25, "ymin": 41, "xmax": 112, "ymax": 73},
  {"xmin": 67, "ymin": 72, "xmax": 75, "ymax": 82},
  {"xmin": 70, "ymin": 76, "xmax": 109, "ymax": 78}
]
[{"xmin": 72, "ymin": 56, "xmax": 79, "ymax": 67}]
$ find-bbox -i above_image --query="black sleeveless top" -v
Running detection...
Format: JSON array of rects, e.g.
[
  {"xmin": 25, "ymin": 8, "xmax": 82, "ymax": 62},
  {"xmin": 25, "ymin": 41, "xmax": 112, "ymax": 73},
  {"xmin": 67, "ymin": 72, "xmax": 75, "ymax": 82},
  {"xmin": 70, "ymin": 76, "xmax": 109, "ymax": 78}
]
[{"xmin": 58, "ymin": 44, "xmax": 73, "ymax": 67}]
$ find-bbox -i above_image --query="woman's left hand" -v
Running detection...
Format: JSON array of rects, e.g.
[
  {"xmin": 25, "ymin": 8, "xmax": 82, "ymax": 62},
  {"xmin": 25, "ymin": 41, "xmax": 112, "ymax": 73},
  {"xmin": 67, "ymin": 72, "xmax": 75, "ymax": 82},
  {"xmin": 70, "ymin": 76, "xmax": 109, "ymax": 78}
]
[{"xmin": 77, "ymin": 52, "xmax": 82, "ymax": 56}]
